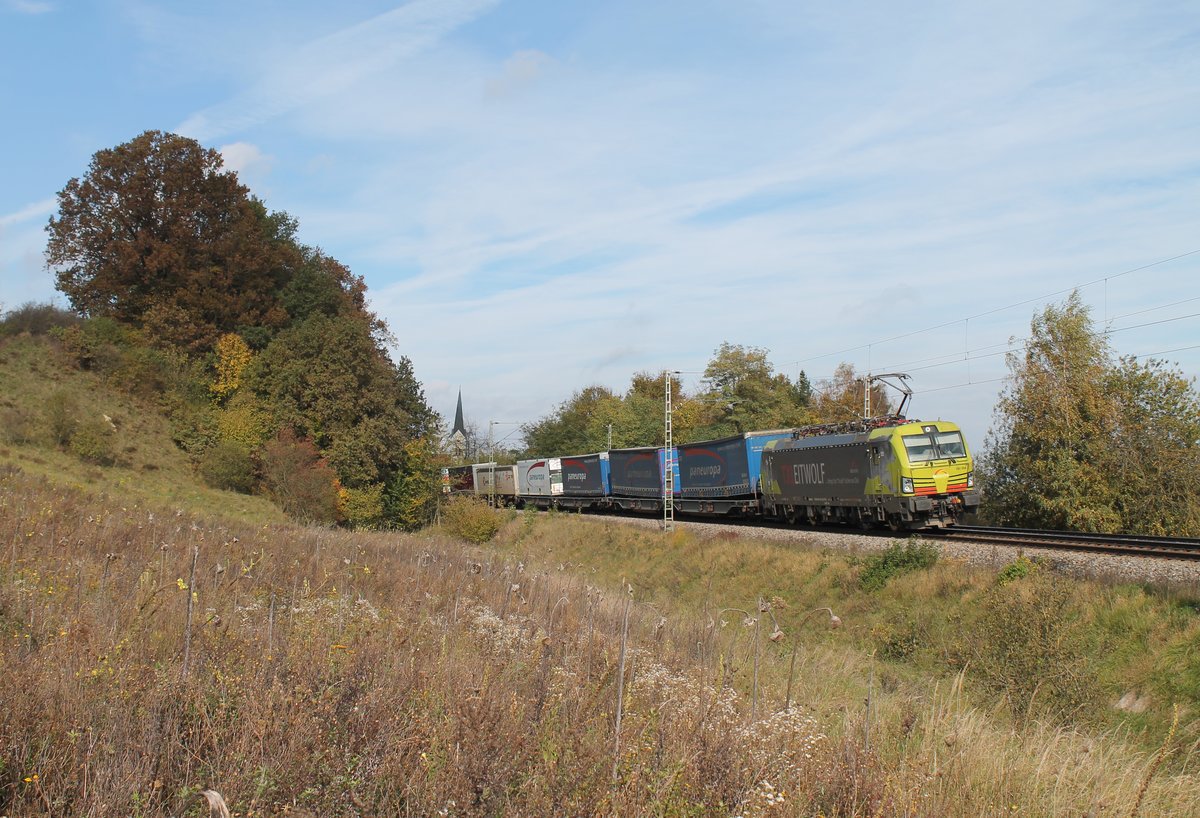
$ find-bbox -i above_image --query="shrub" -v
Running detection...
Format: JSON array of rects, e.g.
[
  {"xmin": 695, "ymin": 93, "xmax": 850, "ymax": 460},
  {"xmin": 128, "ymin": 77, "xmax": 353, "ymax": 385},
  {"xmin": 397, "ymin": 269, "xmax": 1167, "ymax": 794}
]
[
  {"xmin": 968, "ymin": 571, "xmax": 1097, "ymax": 719},
  {"xmin": 69, "ymin": 418, "xmax": 116, "ymax": 466},
  {"xmin": 167, "ymin": 400, "xmax": 220, "ymax": 457},
  {"xmin": 198, "ymin": 441, "xmax": 257, "ymax": 493},
  {"xmin": 215, "ymin": 392, "xmax": 273, "ymax": 450},
  {"xmin": 440, "ymin": 495, "xmax": 501, "ymax": 543},
  {"xmin": 50, "ymin": 318, "xmax": 129, "ymax": 372},
  {"xmin": 858, "ymin": 539, "xmax": 939, "ymax": 591},
  {"xmin": 105, "ymin": 344, "xmax": 173, "ymax": 399},
  {"xmin": 260, "ymin": 429, "xmax": 341, "ymax": 525},
  {"xmin": 0, "ymin": 302, "xmax": 80, "ymax": 336},
  {"xmin": 339, "ymin": 483, "xmax": 386, "ymax": 529},
  {"xmin": 996, "ymin": 555, "xmax": 1040, "ymax": 585},
  {"xmin": 44, "ymin": 390, "xmax": 79, "ymax": 447},
  {"xmin": 0, "ymin": 406, "xmax": 35, "ymax": 445}
]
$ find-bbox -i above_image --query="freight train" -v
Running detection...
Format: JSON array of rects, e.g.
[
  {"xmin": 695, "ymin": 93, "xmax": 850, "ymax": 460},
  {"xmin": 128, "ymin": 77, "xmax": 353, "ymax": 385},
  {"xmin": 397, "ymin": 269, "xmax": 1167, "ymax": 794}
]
[{"xmin": 447, "ymin": 415, "xmax": 980, "ymax": 531}]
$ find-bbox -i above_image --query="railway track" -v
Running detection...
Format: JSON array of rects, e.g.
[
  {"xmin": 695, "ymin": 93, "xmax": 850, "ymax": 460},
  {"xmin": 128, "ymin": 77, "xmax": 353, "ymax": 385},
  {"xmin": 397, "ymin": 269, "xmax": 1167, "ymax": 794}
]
[{"xmin": 928, "ymin": 525, "xmax": 1200, "ymax": 561}]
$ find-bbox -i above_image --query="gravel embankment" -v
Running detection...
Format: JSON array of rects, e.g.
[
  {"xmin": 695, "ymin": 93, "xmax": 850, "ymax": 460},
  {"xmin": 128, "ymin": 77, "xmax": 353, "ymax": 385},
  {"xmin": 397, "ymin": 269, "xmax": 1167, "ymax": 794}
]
[{"xmin": 584, "ymin": 514, "xmax": 1200, "ymax": 589}]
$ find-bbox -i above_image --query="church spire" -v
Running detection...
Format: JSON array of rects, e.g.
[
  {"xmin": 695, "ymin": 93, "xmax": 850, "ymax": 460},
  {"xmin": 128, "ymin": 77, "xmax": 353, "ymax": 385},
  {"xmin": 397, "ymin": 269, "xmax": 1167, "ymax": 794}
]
[{"xmin": 452, "ymin": 390, "xmax": 466, "ymax": 437}]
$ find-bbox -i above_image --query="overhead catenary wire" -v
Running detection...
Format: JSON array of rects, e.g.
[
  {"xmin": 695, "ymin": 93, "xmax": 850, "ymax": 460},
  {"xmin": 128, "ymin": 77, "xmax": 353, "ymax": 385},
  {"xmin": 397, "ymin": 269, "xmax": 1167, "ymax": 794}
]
[{"xmin": 787, "ymin": 248, "xmax": 1200, "ymax": 368}]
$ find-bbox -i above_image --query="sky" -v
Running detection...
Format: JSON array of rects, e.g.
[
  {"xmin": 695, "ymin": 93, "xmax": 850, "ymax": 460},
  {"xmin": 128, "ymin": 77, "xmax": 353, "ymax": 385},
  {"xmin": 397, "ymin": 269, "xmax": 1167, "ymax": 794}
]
[{"xmin": 2, "ymin": 0, "xmax": 1199, "ymax": 454}]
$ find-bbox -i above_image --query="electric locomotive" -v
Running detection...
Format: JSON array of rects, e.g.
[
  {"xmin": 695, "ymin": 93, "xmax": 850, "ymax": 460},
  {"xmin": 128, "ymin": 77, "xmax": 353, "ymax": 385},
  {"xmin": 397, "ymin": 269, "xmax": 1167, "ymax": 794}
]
[{"xmin": 759, "ymin": 418, "xmax": 979, "ymax": 530}]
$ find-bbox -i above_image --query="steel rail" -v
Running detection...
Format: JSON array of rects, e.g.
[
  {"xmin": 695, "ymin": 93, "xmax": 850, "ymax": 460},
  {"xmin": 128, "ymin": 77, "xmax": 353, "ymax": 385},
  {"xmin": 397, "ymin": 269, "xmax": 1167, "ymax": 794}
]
[{"xmin": 928, "ymin": 525, "xmax": 1200, "ymax": 561}]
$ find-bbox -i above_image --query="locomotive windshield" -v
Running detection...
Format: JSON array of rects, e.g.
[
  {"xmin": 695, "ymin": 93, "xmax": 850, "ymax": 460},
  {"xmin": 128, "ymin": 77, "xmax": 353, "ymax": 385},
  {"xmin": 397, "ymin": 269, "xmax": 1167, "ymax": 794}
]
[{"xmin": 902, "ymin": 430, "xmax": 967, "ymax": 463}]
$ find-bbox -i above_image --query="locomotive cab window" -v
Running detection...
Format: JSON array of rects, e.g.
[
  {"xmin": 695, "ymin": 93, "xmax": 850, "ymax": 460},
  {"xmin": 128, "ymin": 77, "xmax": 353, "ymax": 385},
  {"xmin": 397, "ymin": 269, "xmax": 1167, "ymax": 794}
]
[
  {"xmin": 903, "ymin": 431, "xmax": 967, "ymax": 463},
  {"xmin": 934, "ymin": 431, "xmax": 966, "ymax": 459},
  {"xmin": 902, "ymin": 434, "xmax": 936, "ymax": 462}
]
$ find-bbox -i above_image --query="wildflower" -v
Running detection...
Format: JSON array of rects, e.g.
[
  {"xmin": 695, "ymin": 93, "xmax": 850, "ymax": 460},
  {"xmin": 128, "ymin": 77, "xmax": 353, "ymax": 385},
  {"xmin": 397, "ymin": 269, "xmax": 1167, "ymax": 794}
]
[{"xmin": 176, "ymin": 578, "xmax": 188, "ymax": 590}]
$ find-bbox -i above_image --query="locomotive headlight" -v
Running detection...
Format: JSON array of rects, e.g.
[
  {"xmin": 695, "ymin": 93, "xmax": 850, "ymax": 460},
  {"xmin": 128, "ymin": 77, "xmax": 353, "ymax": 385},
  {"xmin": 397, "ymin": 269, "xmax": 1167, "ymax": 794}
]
[
  {"xmin": 901, "ymin": 477, "xmax": 914, "ymax": 494},
  {"xmin": 967, "ymin": 472, "xmax": 974, "ymax": 488}
]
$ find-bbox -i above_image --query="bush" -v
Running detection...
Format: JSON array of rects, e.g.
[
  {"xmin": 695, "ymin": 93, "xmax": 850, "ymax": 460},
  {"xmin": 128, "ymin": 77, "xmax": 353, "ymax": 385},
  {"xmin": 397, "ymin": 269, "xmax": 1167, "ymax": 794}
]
[
  {"xmin": 858, "ymin": 539, "xmax": 939, "ymax": 591},
  {"xmin": 44, "ymin": 390, "xmax": 79, "ymax": 448},
  {"xmin": 0, "ymin": 406, "xmax": 35, "ymax": 445},
  {"xmin": 996, "ymin": 555, "xmax": 1040, "ymax": 585},
  {"xmin": 440, "ymin": 495, "xmax": 501, "ymax": 543},
  {"xmin": 69, "ymin": 418, "xmax": 116, "ymax": 466},
  {"xmin": 967, "ymin": 571, "xmax": 1097, "ymax": 719},
  {"xmin": 50, "ymin": 318, "xmax": 130, "ymax": 372},
  {"xmin": 0, "ymin": 302, "xmax": 80, "ymax": 336},
  {"xmin": 339, "ymin": 483, "xmax": 386, "ymax": 529},
  {"xmin": 260, "ymin": 429, "xmax": 341, "ymax": 525},
  {"xmin": 198, "ymin": 441, "xmax": 257, "ymax": 493},
  {"xmin": 167, "ymin": 400, "xmax": 220, "ymax": 457}
]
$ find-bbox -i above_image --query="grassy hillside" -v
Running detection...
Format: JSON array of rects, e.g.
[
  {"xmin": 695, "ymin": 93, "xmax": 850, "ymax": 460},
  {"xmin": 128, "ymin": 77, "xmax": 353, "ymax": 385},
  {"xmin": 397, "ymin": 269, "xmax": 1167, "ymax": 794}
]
[
  {"xmin": 3, "ymin": 468, "xmax": 1199, "ymax": 815},
  {"xmin": 0, "ymin": 333, "xmax": 285, "ymax": 525}
]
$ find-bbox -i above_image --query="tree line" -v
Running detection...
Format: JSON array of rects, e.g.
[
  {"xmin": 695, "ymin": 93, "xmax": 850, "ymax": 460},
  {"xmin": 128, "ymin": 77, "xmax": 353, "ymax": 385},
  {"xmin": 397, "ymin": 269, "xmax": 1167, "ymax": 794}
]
[
  {"xmin": 520, "ymin": 300, "xmax": 1200, "ymax": 537},
  {"xmin": 519, "ymin": 343, "xmax": 891, "ymax": 456}
]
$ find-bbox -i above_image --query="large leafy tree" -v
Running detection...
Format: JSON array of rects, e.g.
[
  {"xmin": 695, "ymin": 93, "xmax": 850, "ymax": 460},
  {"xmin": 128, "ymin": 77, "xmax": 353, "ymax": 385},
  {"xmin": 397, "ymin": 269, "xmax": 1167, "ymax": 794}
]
[
  {"xmin": 979, "ymin": 292, "xmax": 1200, "ymax": 534},
  {"xmin": 46, "ymin": 130, "xmax": 296, "ymax": 350},
  {"xmin": 246, "ymin": 313, "xmax": 437, "ymax": 489},
  {"xmin": 813, "ymin": 362, "xmax": 892, "ymax": 422},
  {"xmin": 690, "ymin": 343, "xmax": 813, "ymax": 438}
]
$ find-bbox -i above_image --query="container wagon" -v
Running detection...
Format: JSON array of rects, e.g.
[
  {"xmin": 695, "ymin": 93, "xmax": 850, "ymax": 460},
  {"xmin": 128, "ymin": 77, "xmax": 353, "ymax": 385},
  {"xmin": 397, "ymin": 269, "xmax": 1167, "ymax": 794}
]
[{"xmin": 675, "ymin": 430, "xmax": 793, "ymax": 515}]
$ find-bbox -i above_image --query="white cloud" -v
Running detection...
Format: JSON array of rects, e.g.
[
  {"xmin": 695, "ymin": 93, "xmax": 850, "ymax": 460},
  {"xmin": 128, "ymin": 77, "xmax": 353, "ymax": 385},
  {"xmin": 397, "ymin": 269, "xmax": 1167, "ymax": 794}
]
[
  {"xmin": 3, "ymin": 0, "xmax": 53, "ymax": 14},
  {"xmin": 0, "ymin": 198, "xmax": 55, "ymax": 228},
  {"xmin": 485, "ymin": 49, "xmax": 555, "ymax": 98},
  {"xmin": 218, "ymin": 142, "xmax": 272, "ymax": 182},
  {"xmin": 176, "ymin": 0, "xmax": 502, "ymax": 141}
]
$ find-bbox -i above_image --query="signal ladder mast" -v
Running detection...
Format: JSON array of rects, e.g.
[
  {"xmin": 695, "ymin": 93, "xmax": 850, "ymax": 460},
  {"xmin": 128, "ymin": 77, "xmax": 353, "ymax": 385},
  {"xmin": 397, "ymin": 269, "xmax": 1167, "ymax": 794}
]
[{"xmin": 663, "ymin": 370, "xmax": 676, "ymax": 532}]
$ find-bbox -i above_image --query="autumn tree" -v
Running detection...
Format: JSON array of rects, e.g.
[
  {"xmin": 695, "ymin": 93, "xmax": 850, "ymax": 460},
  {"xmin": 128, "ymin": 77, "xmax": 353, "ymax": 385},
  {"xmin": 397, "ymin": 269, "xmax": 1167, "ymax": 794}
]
[
  {"xmin": 979, "ymin": 292, "xmax": 1200, "ymax": 534},
  {"xmin": 813, "ymin": 363, "xmax": 892, "ymax": 422},
  {"xmin": 689, "ymin": 343, "xmax": 812, "ymax": 439},
  {"xmin": 46, "ymin": 130, "xmax": 296, "ymax": 351},
  {"xmin": 1105, "ymin": 356, "xmax": 1200, "ymax": 534}
]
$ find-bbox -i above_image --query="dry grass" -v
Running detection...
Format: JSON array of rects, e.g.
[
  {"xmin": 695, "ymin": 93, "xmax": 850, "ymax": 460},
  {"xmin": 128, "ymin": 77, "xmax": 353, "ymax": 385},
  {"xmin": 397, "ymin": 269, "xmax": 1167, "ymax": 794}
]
[{"xmin": 2, "ymin": 469, "xmax": 1199, "ymax": 816}]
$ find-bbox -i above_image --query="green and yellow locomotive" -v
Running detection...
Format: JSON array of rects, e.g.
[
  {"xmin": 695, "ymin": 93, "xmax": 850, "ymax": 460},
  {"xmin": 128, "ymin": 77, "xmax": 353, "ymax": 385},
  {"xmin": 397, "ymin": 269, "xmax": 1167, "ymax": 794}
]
[{"xmin": 760, "ymin": 419, "xmax": 979, "ymax": 530}]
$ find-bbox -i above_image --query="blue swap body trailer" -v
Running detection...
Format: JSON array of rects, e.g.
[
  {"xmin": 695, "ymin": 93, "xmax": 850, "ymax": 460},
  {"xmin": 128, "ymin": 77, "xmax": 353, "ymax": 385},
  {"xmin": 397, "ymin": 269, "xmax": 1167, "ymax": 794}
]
[
  {"xmin": 608, "ymin": 446, "xmax": 679, "ymax": 512},
  {"xmin": 558, "ymin": 452, "xmax": 610, "ymax": 509},
  {"xmin": 675, "ymin": 430, "xmax": 793, "ymax": 515}
]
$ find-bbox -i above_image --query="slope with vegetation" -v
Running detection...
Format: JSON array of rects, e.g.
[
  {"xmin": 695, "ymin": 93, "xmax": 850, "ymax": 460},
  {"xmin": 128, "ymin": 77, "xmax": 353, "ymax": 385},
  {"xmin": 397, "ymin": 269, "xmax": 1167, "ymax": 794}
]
[
  {"xmin": 2, "ymin": 468, "xmax": 1198, "ymax": 816},
  {"xmin": 8, "ymin": 130, "xmax": 442, "ymax": 530}
]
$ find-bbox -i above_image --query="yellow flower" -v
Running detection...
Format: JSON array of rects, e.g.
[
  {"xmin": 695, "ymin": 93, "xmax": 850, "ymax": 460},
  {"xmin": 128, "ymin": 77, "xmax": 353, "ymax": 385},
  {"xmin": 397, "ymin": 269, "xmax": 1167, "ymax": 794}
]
[{"xmin": 176, "ymin": 578, "xmax": 188, "ymax": 590}]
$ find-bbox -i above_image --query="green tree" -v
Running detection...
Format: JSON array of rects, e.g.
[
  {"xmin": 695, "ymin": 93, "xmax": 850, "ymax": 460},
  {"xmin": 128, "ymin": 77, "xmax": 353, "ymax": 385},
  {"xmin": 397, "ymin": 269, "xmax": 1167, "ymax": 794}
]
[
  {"xmin": 522, "ymin": 385, "xmax": 624, "ymax": 454},
  {"xmin": 690, "ymin": 343, "xmax": 812, "ymax": 439},
  {"xmin": 46, "ymin": 130, "xmax": 295, "ymax": 351},
  {"xmin": 246, "ymin": 313, "xmax": 436, "ymax": 493},
  {"xmin": 1105, "ymin": 356, "xmax": 1200, "ymax": 535},
  {"xmin": 979, "ymin": 292, "xmax": 1200, "ymax": 534},
  {"xmin": 384, "ymin": 437, "xmax": 446, "ymax": 530}
]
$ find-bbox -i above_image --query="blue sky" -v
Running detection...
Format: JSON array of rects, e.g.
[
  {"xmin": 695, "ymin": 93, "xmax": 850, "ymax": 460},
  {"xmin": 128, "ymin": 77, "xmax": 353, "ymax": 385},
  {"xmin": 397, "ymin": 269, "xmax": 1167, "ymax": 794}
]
[{"xmin": 2, "ymin": 0, "xmax": 1199, "ymax": 453}]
